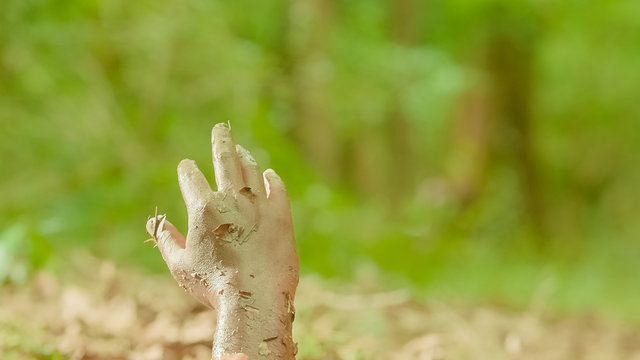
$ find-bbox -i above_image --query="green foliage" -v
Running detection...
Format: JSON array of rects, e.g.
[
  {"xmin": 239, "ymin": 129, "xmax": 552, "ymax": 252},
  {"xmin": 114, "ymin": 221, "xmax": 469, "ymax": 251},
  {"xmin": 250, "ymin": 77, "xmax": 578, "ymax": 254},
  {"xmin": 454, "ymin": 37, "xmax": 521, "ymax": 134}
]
[
  {"xmin": 1, "ymin": 0, "xmax": 640, "ymax": 320},
  {"xmin": 0, "ymin": 224, "xmax": 51, "ymax": 284}
]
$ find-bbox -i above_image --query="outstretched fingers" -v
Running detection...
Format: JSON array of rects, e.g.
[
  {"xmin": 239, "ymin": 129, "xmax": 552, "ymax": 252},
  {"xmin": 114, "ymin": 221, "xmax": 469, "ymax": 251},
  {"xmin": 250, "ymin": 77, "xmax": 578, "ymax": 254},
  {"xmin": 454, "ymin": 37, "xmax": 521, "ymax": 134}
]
[
  {"xmin": 212, "ymin": 123, "xmax": 244, "ymax": 192},
  {"xmin": 178, "ymin": 159, "xmax": 213, "ymax": 215}
]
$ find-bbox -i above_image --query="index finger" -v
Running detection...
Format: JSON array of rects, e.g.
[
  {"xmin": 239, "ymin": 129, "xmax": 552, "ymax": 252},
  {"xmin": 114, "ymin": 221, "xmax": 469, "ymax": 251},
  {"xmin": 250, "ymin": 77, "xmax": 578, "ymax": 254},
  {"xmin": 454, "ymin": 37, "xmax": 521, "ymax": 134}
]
[
  {"xmin": 212, "ymin": 123, "xmax": 244, "ymax": 192},
  {"xmin": 178, "ymin": 159, "xmax": 213, "ymax": 215}
]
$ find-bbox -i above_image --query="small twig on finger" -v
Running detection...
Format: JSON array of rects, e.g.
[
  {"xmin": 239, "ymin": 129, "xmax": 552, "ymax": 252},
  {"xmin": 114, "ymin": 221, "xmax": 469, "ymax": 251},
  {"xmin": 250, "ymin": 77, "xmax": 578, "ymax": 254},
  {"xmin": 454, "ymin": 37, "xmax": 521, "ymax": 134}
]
[{"xmin": 145, "ymin": 206, "xmax": 166, "ymax": 248}]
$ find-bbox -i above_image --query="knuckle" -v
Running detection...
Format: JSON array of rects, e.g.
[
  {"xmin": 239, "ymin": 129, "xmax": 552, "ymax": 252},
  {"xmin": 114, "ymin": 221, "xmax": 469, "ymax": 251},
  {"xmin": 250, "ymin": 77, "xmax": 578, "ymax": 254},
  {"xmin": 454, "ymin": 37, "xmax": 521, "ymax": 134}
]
[{"xmin": 191, "ymin": 199, "xmax": 210, "ymax": 214}]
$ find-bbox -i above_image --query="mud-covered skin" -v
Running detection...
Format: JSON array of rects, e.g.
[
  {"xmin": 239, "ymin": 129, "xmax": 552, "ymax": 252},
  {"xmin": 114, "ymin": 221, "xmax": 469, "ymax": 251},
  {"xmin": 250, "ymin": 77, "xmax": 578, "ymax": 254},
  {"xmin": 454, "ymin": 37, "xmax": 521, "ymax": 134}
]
[{"xmin": 146, "ymin": 124, "xmax": 299, "ymax": 360}]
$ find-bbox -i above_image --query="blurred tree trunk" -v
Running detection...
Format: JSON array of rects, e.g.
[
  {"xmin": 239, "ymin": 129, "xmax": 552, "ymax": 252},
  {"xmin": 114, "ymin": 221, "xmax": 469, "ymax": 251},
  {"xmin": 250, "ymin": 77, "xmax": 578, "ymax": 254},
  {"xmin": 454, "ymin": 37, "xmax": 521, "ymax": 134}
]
[
  {"xmin": 485, "ymin": 10, "xmax": 545, "ymax": 240},
  {"xmin": 348, "ymin": 126, "xmax": 389, "ymax": 198},
  {"xmin": 384, "ymin": 0, "xmax": 423, "ymax": 205},
  {"xmin": 447, "ymin": 7, "xmax": 545, "ymax": 241},
  {"xmin": 286, "ymin": 0, "xmax": 339, "ymax": 183},
  {"xmin": 348, "ymin": 0, "xmax": 423, "ymax": 203},
  {"xmin": 447, "ymin": 78, "xmax": 494, "ymax": 206},
  {"xmin": 390, "ymin": 0, "xmax": 422, "ymax": 43}
]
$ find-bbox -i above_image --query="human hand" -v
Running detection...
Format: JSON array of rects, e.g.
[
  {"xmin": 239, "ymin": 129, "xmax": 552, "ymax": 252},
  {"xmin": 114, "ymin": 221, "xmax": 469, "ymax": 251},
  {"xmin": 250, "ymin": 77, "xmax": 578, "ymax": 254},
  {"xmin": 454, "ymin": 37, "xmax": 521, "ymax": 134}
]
[{"xmin": 146, "ymin": 123, "xmax": 298, "ymax": 359}]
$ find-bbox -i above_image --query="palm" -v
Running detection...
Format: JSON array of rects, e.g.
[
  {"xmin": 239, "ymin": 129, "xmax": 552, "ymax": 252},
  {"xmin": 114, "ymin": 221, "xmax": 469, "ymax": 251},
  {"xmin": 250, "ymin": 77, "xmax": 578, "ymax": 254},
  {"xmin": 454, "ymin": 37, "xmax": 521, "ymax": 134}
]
[{"xmin": 146, "ymin": 123, "xmax": 298, "ymax": 313}]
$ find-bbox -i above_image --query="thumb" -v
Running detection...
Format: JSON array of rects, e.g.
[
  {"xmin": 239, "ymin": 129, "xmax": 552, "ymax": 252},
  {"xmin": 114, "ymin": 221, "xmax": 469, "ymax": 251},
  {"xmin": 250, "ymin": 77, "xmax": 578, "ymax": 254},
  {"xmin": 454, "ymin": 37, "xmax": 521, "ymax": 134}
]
[{"xmin": 146, "ymin": 216, "xmax": 186, "ymax": 264}]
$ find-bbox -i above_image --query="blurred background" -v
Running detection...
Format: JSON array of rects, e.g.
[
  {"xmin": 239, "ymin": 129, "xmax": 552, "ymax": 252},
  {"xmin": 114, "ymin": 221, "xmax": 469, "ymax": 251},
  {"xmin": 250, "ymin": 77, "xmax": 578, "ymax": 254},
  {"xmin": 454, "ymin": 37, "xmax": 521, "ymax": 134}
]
[{"xmin": 1, "ymin": 0, "xmax": 640, "ymax": 325}]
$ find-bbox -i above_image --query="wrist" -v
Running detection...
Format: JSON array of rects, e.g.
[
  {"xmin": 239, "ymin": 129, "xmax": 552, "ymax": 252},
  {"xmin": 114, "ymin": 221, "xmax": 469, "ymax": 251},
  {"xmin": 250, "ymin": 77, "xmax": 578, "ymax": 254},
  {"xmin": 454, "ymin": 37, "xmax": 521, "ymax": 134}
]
[{"xmin": 211, "ymin": 287, "xmax": 296, "ymax": 359}]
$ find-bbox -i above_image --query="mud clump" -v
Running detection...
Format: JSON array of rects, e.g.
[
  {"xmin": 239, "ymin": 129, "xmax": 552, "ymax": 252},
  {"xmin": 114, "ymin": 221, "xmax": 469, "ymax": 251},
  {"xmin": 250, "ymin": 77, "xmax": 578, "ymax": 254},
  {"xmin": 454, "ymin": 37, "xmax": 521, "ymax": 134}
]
[{"xmin": 258, "ymin": 342, "xmax": 272, "ymax": 356}]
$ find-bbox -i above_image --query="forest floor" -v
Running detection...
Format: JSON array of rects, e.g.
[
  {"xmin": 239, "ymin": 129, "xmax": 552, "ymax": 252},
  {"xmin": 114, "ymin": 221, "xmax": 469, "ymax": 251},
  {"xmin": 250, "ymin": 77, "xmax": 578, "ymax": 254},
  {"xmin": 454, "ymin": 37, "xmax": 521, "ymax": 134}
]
[{"xmin": 1, "ymin": 255, "xmax": 640, "ymax": 360}]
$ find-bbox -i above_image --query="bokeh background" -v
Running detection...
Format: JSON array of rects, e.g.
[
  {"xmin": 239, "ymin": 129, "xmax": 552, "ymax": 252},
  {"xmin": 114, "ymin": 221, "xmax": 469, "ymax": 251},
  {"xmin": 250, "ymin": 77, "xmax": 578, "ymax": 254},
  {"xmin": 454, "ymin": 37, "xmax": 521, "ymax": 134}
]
[{"xmin": 2, "ymin": 0, "xmax": 640, "ymax": 327}]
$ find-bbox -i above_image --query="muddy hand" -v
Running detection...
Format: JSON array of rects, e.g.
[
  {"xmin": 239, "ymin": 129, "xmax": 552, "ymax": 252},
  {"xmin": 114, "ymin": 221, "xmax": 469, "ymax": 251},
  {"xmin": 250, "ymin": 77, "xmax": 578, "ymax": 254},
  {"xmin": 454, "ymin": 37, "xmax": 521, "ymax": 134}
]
[{"xmin": 146, "ymin": 123, "xmax": 299, "ymax": 360}]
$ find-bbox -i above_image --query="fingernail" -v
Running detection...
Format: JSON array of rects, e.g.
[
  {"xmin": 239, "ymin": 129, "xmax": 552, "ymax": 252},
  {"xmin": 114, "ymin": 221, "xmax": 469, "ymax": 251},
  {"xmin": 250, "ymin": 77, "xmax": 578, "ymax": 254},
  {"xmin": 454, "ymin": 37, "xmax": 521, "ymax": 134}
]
[
  {"xmin": 178, "ymin": 159, "xmax": 199, "ymax": 175},
  {"xmin": 146, "ymin": 217, "xmax": 155, "ymax": 235},
  {"xmin": 264, "ymin": 168, "xmax": 281, "ymax": 181},
  {"xmin": 178, "ymin": 158, "xmax": 196, "ymax": 167},
  {"xmin": 212, "ymin": 123, "xmax": 231, "ymax": 143},
  {"xmin": 145, "ymin": 214, "xmax": 167, "ymax": 235}
]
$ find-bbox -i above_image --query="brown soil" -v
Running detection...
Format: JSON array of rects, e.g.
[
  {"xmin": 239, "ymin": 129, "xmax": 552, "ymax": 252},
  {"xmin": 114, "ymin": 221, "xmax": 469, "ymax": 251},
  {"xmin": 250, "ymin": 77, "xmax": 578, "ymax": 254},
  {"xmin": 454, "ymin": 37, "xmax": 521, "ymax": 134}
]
[{"xmin": 1, "ymin": 256, "xmax": 640, "ymax": 360}]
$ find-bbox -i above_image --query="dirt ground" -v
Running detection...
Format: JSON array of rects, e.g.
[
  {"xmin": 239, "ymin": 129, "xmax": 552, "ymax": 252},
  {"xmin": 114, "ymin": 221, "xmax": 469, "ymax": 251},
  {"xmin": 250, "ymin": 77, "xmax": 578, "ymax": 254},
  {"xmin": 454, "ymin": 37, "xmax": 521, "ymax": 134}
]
[{"xmin": 1, "ymin": 257, "xmax": 640, "ymax": 360}]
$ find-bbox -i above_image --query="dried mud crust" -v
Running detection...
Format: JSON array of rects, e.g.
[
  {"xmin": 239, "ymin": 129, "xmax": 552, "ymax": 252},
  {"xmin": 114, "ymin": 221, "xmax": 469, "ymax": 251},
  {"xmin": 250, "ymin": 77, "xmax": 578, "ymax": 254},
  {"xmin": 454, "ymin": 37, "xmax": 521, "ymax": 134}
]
[
  {"xmin": 145, "ymin": 123, "xmax": 299, "ymax": 360},
  {"xmin": 146, "ymin": 183, "xmax": 299, "ymax": 359}
]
